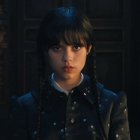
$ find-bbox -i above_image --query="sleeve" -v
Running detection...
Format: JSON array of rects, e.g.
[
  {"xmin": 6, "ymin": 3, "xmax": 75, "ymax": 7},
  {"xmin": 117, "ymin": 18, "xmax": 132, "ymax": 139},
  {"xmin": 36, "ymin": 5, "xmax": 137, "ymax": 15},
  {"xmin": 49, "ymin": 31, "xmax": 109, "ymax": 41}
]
[
  {"xmin": 108, "ymin": 91, "xmax": 131, "ymax": 140},
  {"xmin": 8, "ymin": 96, "xmax": 29, "ymax": 140}
]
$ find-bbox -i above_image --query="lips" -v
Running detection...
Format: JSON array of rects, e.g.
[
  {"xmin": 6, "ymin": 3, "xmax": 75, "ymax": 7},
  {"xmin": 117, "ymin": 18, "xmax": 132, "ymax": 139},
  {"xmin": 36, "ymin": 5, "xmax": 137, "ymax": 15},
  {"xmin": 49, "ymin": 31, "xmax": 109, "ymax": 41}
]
[{"xmin": 63, "ymin": 66, "xmax": 74, "ymax": 72}]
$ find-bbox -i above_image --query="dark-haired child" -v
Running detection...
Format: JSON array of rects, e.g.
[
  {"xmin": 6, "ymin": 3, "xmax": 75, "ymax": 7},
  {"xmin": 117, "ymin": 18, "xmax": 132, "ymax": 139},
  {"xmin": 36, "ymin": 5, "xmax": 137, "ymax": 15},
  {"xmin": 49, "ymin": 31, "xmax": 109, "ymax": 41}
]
[{"xmin": 9, "ymin": 7, "xmax": 131, "ymax": 140}]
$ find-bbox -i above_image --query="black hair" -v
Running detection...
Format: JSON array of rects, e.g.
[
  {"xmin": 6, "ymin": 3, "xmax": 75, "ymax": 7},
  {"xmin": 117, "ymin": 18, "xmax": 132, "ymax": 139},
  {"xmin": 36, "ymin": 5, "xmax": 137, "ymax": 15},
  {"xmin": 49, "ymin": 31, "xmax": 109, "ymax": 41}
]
[
  {"xmin": 36, "ymin": 6, "xmax": 107, "ymax": 140},
  {"xmin": 37, "ymin": 6, "xmax": 94, "ymax": 78}
]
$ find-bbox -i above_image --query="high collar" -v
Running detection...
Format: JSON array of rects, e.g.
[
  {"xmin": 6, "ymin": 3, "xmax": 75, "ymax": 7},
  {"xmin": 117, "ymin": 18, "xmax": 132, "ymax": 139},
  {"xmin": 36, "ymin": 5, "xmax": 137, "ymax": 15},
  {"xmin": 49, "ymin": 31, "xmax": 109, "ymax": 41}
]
[
  {"xmin": 50, "ymin": 73, "xmax": 84, "ymax": 95},
  {"xmin": 31, "ymin": 75, "xmax": 104, "ymax": 111}
]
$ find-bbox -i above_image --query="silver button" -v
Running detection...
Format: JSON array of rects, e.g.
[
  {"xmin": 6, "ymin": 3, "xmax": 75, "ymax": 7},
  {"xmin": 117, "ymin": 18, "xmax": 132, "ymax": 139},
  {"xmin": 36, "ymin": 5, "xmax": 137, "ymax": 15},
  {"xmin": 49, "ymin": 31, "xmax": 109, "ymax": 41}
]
[
  {"xmin": 70, "ymin": 90, "xmax": 74, "ymax": 93},
  {"xmin": 116, "ymin": 134, "xmax": 119, "ymax": 138},
  {"xmin": 53, "ymin": 122, "xmax": 56, "ymax": 126},
  {"xmin": 73, "ymin": 101, "xmax": 77, "ymax": 105},
  {"xmin": 84, "ymin": 93, "xmax": 87, "ymax": 96},
  {"xmin": 108, "ymin": 123, "xmax": 110, "ymax": 127},
  {"xmin": 70, "ymin": 118, "xmax": 75, "ymax": 124},
  {"xmin": 33, "ymin": 130, "xmax": 37, "ymax": 135},
  {"xmin": 92, "ymin": 131, "xmax": 96, "ymax": 135},
  {"xmin": 90, "ymin": 125, "xmax": 94, "ymax": 129},
  {"xmin": 83, "ymin": 118, "xmax": 87, "ymax": 122},
  {"xmin": 60, "ymin": 129, "xmax": 64, "ymax": 133},
  {"xmin": 71, "ymin": 106, "xmax": 75, "ymax": 110}
]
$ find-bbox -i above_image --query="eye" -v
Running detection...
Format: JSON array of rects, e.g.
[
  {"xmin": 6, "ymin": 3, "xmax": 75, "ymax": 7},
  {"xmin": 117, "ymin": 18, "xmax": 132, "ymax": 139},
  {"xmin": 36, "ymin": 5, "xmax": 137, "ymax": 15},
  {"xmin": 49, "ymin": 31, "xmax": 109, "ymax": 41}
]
[
  {"xmin": 72, "ymin": 44, "xmax": 82, "ymax": 51},
  {"xmin": 51, "ymin": 45, "xmax": 62, "ymax": 52}
]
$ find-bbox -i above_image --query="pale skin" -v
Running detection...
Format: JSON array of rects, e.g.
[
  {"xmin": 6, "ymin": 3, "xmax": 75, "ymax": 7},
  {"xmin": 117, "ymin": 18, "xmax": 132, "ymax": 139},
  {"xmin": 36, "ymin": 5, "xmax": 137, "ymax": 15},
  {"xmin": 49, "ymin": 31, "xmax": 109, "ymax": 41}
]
[{"xmin": 47, "ymin": 41, "xmax": 92, "ymax": 92}]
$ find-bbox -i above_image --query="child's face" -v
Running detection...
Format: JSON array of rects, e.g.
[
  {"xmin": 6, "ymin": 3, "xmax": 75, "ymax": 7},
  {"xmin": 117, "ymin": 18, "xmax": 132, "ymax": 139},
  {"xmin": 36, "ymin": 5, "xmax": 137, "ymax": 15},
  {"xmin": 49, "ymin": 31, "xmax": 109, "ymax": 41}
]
[{"xmin": 47, "ymin": 41, "xmax": 92, "ymax": 82}]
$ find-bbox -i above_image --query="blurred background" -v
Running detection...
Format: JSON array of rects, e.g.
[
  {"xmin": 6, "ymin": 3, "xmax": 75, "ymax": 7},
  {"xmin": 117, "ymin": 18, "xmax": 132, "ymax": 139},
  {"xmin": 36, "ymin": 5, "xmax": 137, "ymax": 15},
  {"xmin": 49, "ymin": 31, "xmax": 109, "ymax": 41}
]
[{"xmin": 0, "ymin": 0, "xmax": 140, "ymax": 139}]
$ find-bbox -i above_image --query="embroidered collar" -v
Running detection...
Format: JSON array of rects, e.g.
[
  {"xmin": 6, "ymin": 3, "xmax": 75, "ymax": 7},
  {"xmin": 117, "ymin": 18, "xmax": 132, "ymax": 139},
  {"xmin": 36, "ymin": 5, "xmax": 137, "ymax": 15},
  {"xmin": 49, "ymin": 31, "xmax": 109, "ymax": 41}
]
[
  {"xmin": 51, "ymin": 73, "xmax": 84, "ymax": 95},
  {"xmin": 31, "ymin": 75, "xmax": 104, "ymax": 111}
]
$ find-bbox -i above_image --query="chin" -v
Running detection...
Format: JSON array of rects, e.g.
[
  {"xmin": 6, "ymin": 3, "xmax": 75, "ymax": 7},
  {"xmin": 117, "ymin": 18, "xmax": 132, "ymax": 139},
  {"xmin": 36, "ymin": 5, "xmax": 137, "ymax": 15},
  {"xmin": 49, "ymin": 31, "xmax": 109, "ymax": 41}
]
[{"xmin": 61, "ymin": 73, "xmax": 76, "ymax": 80}]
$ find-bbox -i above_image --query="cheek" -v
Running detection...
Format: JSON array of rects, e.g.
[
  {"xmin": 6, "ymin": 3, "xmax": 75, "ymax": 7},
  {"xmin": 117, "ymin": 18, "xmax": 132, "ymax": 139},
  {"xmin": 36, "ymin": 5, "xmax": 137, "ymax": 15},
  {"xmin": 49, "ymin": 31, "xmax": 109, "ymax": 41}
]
[
  {"xmin": 48, "ymin": 55, "xmax": 56, "ymax": 66},
  {"xmin": 48, "ymin": 52, "xmax": 58, "ymax": 63},
  {"xmin": 48, "ymin": 53, "xmax": 61, "ymax": 70},
  {"xmin": 76, "ymin": 53, "xmax": 87, "ymax": 67}
]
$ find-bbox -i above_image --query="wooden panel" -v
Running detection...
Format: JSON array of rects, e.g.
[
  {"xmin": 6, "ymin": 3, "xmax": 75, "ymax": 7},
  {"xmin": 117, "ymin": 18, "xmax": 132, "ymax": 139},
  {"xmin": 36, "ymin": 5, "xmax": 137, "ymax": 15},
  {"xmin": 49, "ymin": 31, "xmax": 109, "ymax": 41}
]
[
  {"xmin": 23, "ymin": 50, "xmax": 38, "ymax": 93},
  {"xmin": 86, "ymin": 0, "xmax": 123, "ymax": 18},
  {"xmin": 0, "ymin": 0, "xmax": 4, "ymax": 14},
  {"xmin": 0, "ymin": 26, "xmax": 7, "ymax": 48},
  {"xmin": 96, "ymin": 52, "xmax": 123, "ymax": 92},
  {"xmin": 0, "ymin": 1, "xmax": 8, "ymax": 139},
  {"xmin": 0, "ymin": 0, "xmax": 8, "ymax": 104},
  {"xmin": 24, "ymin": 27, "xmax": 38, "ymax": 43},
  {"xmin": 94, "ymin": 29, "xmax": 122, "ymax": 42},
  {"xmin": 25, "ymin": 0, "xmax": 62, "ymax": 19},
  {"xmin": 63, "ymin": 0, "xmax": 87, "ymax": 11},
  {"xmin": 0, "ymin": 49, "xmax": 7, "ymax": 103}
]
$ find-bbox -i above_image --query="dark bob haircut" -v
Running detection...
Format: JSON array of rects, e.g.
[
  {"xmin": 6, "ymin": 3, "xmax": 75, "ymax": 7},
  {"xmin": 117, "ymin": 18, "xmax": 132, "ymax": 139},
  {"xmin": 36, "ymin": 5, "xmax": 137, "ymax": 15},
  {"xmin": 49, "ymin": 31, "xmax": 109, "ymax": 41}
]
[
  {"xmin": 37, "ymin": 6, "xmax": 96, "ymax": 81},
  {"xmin": 37, "ymin": 7, "xmax": 94, "ymax": 52}
]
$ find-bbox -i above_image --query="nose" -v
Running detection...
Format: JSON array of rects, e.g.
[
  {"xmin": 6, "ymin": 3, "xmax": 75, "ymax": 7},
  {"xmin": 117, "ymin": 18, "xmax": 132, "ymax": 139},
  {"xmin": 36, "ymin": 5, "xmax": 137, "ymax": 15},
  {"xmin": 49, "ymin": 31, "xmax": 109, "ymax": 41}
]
[{"xmin": 62, "ymin": 48, "xmax": 73, "ymax": 62}]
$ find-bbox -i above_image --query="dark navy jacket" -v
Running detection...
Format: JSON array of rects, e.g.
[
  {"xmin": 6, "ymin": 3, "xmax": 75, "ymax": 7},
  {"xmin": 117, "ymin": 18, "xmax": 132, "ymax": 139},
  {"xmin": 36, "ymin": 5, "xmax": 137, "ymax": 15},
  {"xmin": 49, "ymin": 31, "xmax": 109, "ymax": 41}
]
[{"xmin": 8, "ymin": 76, "xmax": 131, "ymax": 140}]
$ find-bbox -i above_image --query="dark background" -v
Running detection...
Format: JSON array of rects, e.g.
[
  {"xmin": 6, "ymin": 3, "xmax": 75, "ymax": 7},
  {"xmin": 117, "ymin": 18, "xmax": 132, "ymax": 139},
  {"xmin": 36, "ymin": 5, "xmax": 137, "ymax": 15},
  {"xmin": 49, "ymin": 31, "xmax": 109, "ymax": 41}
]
[{"xmin": 0, "ymin": 0, "xmax": 140, "ymax": 139}]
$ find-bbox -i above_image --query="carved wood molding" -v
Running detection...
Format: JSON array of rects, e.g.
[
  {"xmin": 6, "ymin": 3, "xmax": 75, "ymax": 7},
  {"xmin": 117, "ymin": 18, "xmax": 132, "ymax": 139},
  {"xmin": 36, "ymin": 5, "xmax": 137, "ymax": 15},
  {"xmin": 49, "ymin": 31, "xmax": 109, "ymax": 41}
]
[
  {"xmin": 0, "ymin": 26, "xmax": 7, "ymax": 48},
  {"xmin": 0, "ymin": 0, "xmax": 4, "ymax": 14},
  {"xmin": 0, "ymin": 0, "xmax": 7, "ymax": 104},
  {"xmin": 0, "ymin": 49, "xmax": 6, "ymax": 103}
]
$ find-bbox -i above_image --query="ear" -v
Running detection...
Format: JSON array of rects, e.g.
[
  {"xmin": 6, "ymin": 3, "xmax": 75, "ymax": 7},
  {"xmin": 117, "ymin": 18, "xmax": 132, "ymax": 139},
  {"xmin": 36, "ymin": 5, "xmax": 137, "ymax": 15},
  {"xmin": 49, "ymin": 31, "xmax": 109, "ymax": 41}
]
[{"xmin": 87, "ymin": 45, "xmax": 92, "ymax": 55}]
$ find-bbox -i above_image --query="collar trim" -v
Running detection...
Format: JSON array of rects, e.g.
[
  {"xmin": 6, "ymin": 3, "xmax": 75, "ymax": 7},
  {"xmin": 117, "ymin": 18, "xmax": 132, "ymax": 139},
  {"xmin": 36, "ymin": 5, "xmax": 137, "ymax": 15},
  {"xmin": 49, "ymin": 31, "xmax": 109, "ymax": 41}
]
[{"xmin": 51, "ymin": 73, "xmax": 84, "ymax": 95}]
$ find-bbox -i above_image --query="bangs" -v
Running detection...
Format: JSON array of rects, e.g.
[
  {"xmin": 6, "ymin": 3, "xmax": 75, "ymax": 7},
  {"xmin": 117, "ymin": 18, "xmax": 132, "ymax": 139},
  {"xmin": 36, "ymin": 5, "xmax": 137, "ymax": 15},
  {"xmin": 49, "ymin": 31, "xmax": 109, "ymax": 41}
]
[
  {"xmin": 55, "ymin": 29, "xmax": 90, "ymax": 46},
  {"xmin": 38, "ymin": 7, "xmax": 94, "ymax": 51},
  {"xmin": 46, "ymin": 27, "xmax": 93, "ymax": 48}
]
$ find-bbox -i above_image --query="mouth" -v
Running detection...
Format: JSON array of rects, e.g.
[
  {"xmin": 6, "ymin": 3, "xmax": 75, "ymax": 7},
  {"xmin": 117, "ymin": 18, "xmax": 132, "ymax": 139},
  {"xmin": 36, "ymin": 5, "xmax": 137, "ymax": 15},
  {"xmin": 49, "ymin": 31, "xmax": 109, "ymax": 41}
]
[{"xmin": 63, "ymin": 66, "xmax": 74, "ymax": 73}]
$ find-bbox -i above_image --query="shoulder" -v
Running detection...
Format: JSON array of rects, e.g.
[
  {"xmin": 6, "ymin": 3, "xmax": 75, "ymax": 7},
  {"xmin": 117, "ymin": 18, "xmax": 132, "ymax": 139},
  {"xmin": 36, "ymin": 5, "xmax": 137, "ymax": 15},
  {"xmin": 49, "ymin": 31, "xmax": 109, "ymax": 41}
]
[
  {"xmin": 97, "ymin": 82, "xmax": 127, "ymax": 104},
  {"xmin": 11, "ymin": 91, "xmax": 38, "ymax": 107}
]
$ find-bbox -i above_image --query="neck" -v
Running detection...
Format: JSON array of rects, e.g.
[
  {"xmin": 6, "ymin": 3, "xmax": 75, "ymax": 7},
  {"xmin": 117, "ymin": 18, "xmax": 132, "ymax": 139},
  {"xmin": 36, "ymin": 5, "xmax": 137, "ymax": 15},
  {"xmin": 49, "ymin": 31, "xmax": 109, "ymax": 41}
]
[{"xmin": 52, "ymin": 73, "xmax": 83, "ymax": 92}]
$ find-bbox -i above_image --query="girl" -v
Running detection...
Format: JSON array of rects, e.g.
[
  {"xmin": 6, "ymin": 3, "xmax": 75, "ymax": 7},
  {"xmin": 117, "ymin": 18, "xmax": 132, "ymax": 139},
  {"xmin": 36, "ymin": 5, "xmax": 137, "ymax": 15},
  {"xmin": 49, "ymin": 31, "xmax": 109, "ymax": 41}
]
[{"xmin": 9, "ymin": 7, "xmax": 131, "ymax": 140}]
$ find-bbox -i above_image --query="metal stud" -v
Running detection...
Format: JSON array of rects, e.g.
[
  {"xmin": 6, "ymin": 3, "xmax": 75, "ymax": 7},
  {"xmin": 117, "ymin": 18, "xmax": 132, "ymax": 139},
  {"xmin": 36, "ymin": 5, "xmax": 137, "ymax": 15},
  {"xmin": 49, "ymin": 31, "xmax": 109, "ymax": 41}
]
[
  {"xmin": 70, "ymin": 118, "xmax": 75, "ymax": 124},
  {"xmin": 73, "ymin": 101, "xmax": 77, "ymax": 105},
  {"xmin": 121, "ymin": 127, "xmax": 124, "ymax": 131},
  {"xmin": 83, "ymin": 118, "xmax": 87, "ymax": 122},
  {"xmin": 84, "ymin": 93, "xmax": 87, "ymax": 96},
  {"xmin": 116, "ymin": 134, "xmax": 119, "ymax": 138},
  {"xmin": 71, "ymin": 106, "xmax": 75, "ymax": 110},
  {"xmin": 108, "ymin": 123, "xmax": 110, "ymax": 127},
  {"xmin": 53, "ymin": 122, "xmax": 56, "ymax": 126},
  {"xmin": 90, "ymin": 125, "xmax": 94, "ymax": 129},
  {"xmin": 33, "ymin": 130, "xmax": 37, "ymax": 135},
  {"xmin": 70, "ymin": 90, "xmax": 74, "ymax": 94},
  {"xmin": 60, "ymin": 129, "xmax": 64, "ymax": 133}
]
